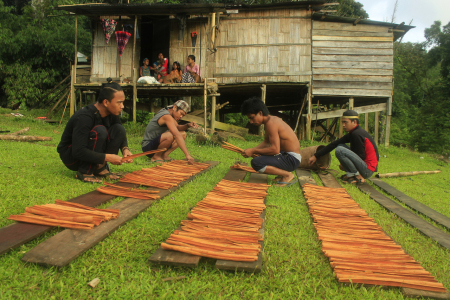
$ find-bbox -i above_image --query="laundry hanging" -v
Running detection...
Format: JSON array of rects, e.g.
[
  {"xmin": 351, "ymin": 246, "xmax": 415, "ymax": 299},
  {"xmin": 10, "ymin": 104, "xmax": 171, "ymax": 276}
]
[
  {"xmin": 101, "ymin": 19, "xmax": 117, "ymax": 44},
  {"xmin": 115, "ymin": 31, "xmax": 132, "ymax": 56}
]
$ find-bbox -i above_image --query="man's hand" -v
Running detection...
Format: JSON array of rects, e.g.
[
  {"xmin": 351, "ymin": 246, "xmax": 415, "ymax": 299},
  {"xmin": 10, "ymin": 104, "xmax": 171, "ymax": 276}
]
[
  {"xmin": 308, "ymin": 156, "xmax": 317, "ymax": 166},
  {"xmin": 242, "ymin": 148, "xmax": 254, "ymax": 158},
  {"xmin": 106, "ymin": 154, "xmax": 123, "ymax": 165},
  {"xmin": 187, "ymin": 122, "xmax": 198, "ymax": 129},
  {"xmin": 186, "ymin": 154, "xmax": 195, "ymax": 165},
  {"xmin": 122, "ymin": 149, "xmax": 133, "ymax": 163}
]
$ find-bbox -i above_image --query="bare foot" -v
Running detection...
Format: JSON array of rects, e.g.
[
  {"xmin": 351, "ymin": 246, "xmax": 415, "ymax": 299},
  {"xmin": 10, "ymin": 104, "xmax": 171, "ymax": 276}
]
[
  {"xmin": 76, "ymin": 173, "xmax": 103, "ymax": 183},
  {"xmin": 151, "ymin": 155, "xmax": 165, "ymax": 163},
  {"xmin": 355, "ymin": 174, "xmax": 365, "ymax": 183},
  {"xmin": 275, "ymin": 172, "xmax": 295, "ymax": 187}
]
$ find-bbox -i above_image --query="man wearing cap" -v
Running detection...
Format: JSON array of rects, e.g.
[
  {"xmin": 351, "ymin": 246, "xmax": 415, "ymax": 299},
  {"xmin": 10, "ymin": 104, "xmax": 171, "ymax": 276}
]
[
  {"xmin": 141, "ymin": 100, "xmax": 197, "ymax": 164},
  {"xmin": 308, "ymin": 110, "xmax": 379, "ymax": 184}
]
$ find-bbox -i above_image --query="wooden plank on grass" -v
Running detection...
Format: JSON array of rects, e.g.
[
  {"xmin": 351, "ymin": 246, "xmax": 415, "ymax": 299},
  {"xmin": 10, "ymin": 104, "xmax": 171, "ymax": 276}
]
[
  {"xmin": 0, "ymin": 182, "xmax": 138, "ymax": 256},
  {"xmin": 296, "ymin": 169, "xmax": 317, "ymax": 186},
  {"xmin": 215, "ymin": 172, "xmax": 268, "ymax": 273},
  {"xmin": 21, "ymin": 161, "xmax": 219, "ymax": 267},
  {"xmin": 317, "ymin": 172, "xmax": 342, "ymax": 188},
  {"xmin": 402, "ymin": 287, "xmax": 450, "ymax": 300},
  {"xmin": 370, "ymin": 178, "xmax": 450, "ymax": 231},
  {"xmin": 149, "ymin": 166, "xmax": 247, "ymax": 267},
  {"xmin": 357, "ymin": 183, "xmax": 450, "ymax": 251}
]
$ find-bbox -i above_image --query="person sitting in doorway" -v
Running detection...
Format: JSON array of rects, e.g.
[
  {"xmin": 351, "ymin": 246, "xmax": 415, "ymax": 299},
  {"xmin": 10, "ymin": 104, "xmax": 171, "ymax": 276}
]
[
  {"xmin": 57, "ymin": 80, "xmax": 133, "ymax": 183},
  {"xmin": 139, "ymin": 58, "xmax": 151, "ymax": 77},
  {"xmin": 241, "ymin": 97, "xmax": 302, "ymax": 187},
  {"xmin": 150, "ymin": 53, "xmax": 168, "ymax": 83},
  {"xmin": 163, "ymin": 61, "xmax": 183, "ymax": 84},
  {"xmin": 181, "ymin": 55, "xmax": 201, "ymax": 83},
  {"xmin": 308, "ymin": 110, "xmax": 379, "ymax": 184},
  {"xmin": 141, "ymin": 100, "xmax": 198, "ymax": 164}
]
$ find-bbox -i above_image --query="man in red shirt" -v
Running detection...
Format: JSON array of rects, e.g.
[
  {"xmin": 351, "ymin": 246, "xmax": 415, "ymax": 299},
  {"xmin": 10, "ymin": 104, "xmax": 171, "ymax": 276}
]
[{"xmin": 308, "ymin": 110, "xmax": 379, "ymax": 184}]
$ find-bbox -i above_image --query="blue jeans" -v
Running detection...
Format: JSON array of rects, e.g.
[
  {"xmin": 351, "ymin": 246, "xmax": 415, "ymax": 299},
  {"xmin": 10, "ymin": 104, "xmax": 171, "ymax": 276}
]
[{"xmin": 335, "ymin": 144, "xmax": 373, "ymax": 179}]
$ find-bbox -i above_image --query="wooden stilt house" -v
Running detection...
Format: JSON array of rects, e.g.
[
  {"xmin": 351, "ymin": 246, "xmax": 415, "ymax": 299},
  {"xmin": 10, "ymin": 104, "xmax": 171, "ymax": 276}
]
[{"xmin": 58, "ymin": 1, "xmax": 413, "ymax": 145}]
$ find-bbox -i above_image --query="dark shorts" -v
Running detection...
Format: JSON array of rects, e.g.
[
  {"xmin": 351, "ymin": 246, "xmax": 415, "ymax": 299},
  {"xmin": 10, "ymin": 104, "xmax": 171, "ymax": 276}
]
[
  {"xmin": 142, "ymin": 134, "xmax": 162, "ymax": 158},
  {"xmin": 251, "ymin": 151, "xmax": 301, "ymax": 173}
]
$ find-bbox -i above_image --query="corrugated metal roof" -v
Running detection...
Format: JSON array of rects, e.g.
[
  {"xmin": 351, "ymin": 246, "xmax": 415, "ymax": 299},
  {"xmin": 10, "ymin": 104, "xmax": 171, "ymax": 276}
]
[
  {"xmin": 311, "ymin": 13, "xmax": 415, "ymax": 41},
  {"xmin": 55, "ymin": 1, "xmax": 329, "ymax": 16}
]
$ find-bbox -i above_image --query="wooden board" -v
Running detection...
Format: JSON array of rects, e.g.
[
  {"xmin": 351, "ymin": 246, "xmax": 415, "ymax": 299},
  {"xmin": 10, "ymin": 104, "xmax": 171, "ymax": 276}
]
[
  {"xmin": 313, "ymin": 87, "xmax": 393, "ymax": 97},
  {"xmin": 313, "ymin": 68, "xmax": 392, "ymax": 76},
  {"xmin": 21, "ymin": 162, "xmax": 219, "ymax": 267},
  {"xmin": 312, "ymin": 47, "xmax": 393, "ymax": 56},
  {"xmin": 402, "ymin": 287, "xmax": 450, "ymax": 300},
  {"xmin": 181, "ymin": 114, "xmax": 248, "ymax": 137},
  {"xmin": 313, "ymin": 80, "xmax": 392, "ymax": 90},
  {"xmin": 296, "ymin": 169, "xmax": 317, "ymax": 186},
  {"xmin": 148, "ymin": 167, "xmax": 247, "ymax": 267},
  {"xmin": 370, "ymin": 178, "xmax": 450, "ymax": 231},
  {"xmin": 215, "ymin": 172, "xmax": 268, "ymax": 273},
  {"xmin": 312, "ymin": 54, "xmax": 393, "ymax": 62},
  {"xmin": 317, "ymin": 172, "xmax": 341, "ymax": 188},
  {"xmin": 0, "ymin": 182, "xmax": 138, "ymax": 256},
  {"xmin": 357, "ymin": 183, "xmax": 450, "ymax": 251}
]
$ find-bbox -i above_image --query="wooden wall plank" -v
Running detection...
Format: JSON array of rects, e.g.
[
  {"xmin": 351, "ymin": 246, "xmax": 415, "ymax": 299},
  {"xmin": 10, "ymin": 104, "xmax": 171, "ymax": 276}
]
[
  {"xmin": 313, "ymin": 21, "xmax": 391, "ymax": 33},
  {"xmin": 313, "ymin": 47, "xmax": 393, "ymax": 55},
  {"xmin": 313, "ymin": 54, "xmax": 393, "ymax": 62},
  {"xmin": 313, "ymin": 87, "xmax": 393, "ymax": 97},
  {"xmin": 313, "ymin": 35, "xmax": 393, "ymax": 42},
  {"xmin": 313, "ymin": 41, "xmax": 393, "ymax": 49},
  {"xmin": 312, "ymin": 61, "xmax": 393, "ymax": 70},
  {"xmin": 313, "ymin": 68, "xmax": 392, "ymax": 76},
  {"xmin": 313, "ymin": 74, "xmax": 392, "ymax": 82},
  {"xmin": 312, "ymin": 29, "xmax": 393, "ymax": 37},
  {"xmin": 313, "ymin": 80, "xmax": 393, "ymax": 90},
  {"xmin": 303, "ymin": 103, "xmax": 387, "ymax": 119}
]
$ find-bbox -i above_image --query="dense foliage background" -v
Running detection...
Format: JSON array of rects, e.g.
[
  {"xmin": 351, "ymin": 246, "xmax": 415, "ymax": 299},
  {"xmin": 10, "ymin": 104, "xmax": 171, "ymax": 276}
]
[{"xmin": 0, "ymin": 0, "xmax": 449, "ymax": 153}]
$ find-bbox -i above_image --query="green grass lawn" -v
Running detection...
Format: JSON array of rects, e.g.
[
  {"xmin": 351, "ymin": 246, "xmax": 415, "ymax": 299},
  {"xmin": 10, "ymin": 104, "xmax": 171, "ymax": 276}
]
[{"xmin": 0, "ymin": 109, "xmax": 449, "ymax": 299}]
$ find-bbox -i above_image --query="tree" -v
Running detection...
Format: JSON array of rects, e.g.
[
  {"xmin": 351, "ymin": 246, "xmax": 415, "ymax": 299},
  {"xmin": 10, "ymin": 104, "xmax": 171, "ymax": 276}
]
[{"xmin": 325, "ymin": 0, "xmax": 368, "ymax": 19}]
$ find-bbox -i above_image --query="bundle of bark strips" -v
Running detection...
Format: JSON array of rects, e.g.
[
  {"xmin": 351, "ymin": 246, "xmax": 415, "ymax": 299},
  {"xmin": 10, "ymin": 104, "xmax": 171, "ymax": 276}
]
[
  {"xmin": 230, "ymin": 164, "xmax": 257, "ymax": 173},
  {"xmin": 97, "ymin": 183, "xmax": 160, "ymax": 200},
  {"xmin": 161, "ymin": 179, "xmax": 269, "ymax": 262},
  {"xmin": 302, "ymin": 183, "xmax": 447, "ymax": 293},
  {"xmin": 221, "ymin": 142, "xmax": 259, "ymax": 158},
  {"xmin": 119, "ymin": 160, "xmax": 210, "ymax": 189},
  {"xmin": 8, "ymin": 200, "xmax": 120, "ymax": 230}
]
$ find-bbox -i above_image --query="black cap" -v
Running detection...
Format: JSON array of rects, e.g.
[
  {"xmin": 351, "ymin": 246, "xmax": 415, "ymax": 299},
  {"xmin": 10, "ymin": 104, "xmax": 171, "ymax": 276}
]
[{"xmin": 342, "ymin": 110, "xmax": 359, "ymax": 119}]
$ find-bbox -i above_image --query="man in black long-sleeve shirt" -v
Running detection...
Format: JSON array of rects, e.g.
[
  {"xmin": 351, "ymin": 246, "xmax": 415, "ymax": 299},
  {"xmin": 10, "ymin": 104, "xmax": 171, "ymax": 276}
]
[
  {"xmin": 308, "ymin": 110, "xmax": 379, "ymax": 184},
  {"xmin": 57, "ymin": 82, "xmax": 133, "ymax": 182}
]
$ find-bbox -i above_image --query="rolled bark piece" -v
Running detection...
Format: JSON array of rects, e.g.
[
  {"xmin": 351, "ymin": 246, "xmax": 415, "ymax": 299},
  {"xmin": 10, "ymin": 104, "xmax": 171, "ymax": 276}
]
[
  {"xmin": 376, "ymin": 171, "xmax": 441, "ymax": 178},
  {"xmin": 0, "ymin": 135, "xmax": 51, "ymax": 141},
  {"xmin": 121, "ymin": 148, "xmax": 167, "ymax": 161},
  {"xmin": 6, "ymin": 127, "xmax": 30, "ymax": 135}
]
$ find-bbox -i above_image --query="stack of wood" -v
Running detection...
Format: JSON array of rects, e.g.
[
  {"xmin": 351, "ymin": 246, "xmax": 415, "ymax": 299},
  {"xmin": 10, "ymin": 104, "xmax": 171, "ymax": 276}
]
[
  {"xmin": 8, "ymin": 200, "xmax": 119, "ymax": 230},
  {"xmin": 221, "ymin": 142, "xmax": 259, "ymax": 157},
  {"xmin": 302, "ymin": 183, "xmax": 447, "ymax": 293},
  {"xmin": 161, "ymin": 179, "xmax": 269, "ymax": 262},
  {"xmin": 230, "ymin": 163, "xmax": 257, "ymax": 173},
  {"xmin": 119, "ymin": 160, "xmax": 210, "ymax": 189},
  {"xmin": 97, "ymin": 183, "xmax": 160, "ymax": 200}
]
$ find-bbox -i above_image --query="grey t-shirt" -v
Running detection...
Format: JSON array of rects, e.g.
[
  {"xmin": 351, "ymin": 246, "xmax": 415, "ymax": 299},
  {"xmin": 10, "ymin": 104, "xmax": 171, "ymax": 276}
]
[{"xmin": 141, "ymin": 108, "xmax": 170, "ymax": 147}]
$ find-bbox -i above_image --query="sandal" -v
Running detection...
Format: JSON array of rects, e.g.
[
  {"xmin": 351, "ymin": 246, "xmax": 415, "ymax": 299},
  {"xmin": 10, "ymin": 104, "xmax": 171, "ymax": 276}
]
[
  {"xmin": 76, "ymin": 171, "xmax": 103, "ymax": 183},
  {"xmin": 344, "ymin": 176, "xmax": 364, "ymax": 185},
  {"xmin": 340, "ymin": 174, "xmax": 350, "ymax": 182}
]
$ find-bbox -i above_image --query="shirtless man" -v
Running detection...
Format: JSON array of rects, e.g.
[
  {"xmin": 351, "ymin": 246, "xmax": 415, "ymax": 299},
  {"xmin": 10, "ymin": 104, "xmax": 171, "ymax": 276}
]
[
  {"xmin": 141, "ymin": 100, "xmax": 197, "ymax": 164},
  {"xmin": 241, "ymin": 97, "xmax": 301, "ymax": 187}
]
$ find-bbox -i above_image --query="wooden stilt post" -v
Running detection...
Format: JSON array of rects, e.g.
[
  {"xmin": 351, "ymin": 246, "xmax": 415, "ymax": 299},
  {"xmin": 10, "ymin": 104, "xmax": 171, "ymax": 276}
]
[
  {"xmin": 306, "ymin": 83, "xmax": 312, "ymax": 141},
  {"xmin": 133, "ymin": 68, "xmax": 137, "ymax": 123},
  {"xmin": 74, "ymin": 15, "xmax": 78, "ymax": 84},
  {"xmin": 203, "ymin": 80, "xmax": 207, "ymax": 131},
  {"xmin": 211, "ymin": 96, "xmax": 216, "ymax": 132},
  {"xmin": 385, "ymin": 96, "xmax": 392, "ymax": 147},
  {"xmin": 70, "ymin": 65, "xmax": 75, "ymax": 117},
  {"xmin": 349, "ymin": 97, "xmax": 354, "ymax": 110},
  {"xmin": 259, "ymin": 84, "xmax": 266, "ymax": 136},
  {"xmin": 132, "ymin": 16, "xmax": 137, "ymax": 80},
  {"xmin": 365, "ymin": 112, "xmax": 369, "ymax": 131},
  {"xmin": 326, "ymin": 118, "xmax": 330, "ymax": 143},
  {"xmin": 375, "ymin": 111, "xmax": 380, "ymax": 145}
]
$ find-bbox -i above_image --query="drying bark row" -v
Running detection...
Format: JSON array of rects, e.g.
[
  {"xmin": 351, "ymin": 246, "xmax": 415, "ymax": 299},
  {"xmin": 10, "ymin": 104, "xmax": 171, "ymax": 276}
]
[
  {"xmin": 161, "ymin": 179, "xmax": 268, "ymax": 262},
  {"xmin": 119, "ymin": 160, "xmax": 210, "ymax": 189},
  {"xmin": 302, "ymin": 183, "xmax": 447, "ymax": 293},
  {"xmin": 8, "ymin": 200, "xmax": 120, "ymax": 230},
  {"xmin": 97, "ymin": 183, "xmax": 160, "ymax": 200}
]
